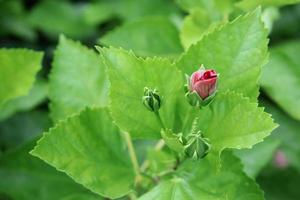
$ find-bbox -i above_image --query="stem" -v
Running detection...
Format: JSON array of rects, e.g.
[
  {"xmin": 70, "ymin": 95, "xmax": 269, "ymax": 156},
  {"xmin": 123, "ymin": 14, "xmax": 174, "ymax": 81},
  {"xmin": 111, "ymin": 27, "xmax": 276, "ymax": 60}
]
[
  {"xmin": 140, "ymin": 139, "xmax": 165, "ymax": 172},
  {"xmin": 154, "ymin": 110, "xmax": 166, "ymax": 130},
  {"xmin": 122, "ymin": 131, "xmax": 142, "ymax": 185},
  {"xmin": 182, "ymin": 106, "xmax": 196, "ymax": 134}
]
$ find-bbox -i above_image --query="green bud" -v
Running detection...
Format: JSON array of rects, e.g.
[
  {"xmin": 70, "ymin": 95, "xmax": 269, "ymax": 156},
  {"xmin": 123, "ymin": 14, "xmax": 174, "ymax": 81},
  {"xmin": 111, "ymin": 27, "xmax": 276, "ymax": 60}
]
[
  {"xmin": 142, "ymin": 87, "xmax": 161, "ymax": 112},
  {"xmin": 184, "ymin": 132, "xmax": 211, "ymax": 160}
]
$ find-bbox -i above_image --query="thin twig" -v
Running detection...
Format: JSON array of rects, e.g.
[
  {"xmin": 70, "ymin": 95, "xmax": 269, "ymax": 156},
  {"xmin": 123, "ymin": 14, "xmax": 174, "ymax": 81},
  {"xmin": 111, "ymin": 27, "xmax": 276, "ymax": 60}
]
[{"xmin": 122, "ymin": 131, "xmax": 142, "ymax": 185}]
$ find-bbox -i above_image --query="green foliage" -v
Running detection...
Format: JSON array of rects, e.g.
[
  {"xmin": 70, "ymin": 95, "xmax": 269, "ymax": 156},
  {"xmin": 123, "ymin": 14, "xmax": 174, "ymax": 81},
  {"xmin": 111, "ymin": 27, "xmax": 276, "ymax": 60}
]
[
  {"xmin": 100, "ymin": 16, "xmax": 183, "ymax": 57},
  {"xmin": 177, "ymin": 9, "xmax": 268, "ymax": 100},
  {"xmin": 262, "ymin": 99, "xmax": 300, "ymax": 173},
  {"xmin": 237, "ymin": 0, "xmax": 300, "ymax": 10},
  {"xmin": 234, "ymin": 137, "xmax": 280, "ymax": 178},
  {"xmin": 195, "ymin": 92, "xmax": 277, "ymax": 165},
  {"xmin": 29, "ymin": 1, "xmax": 95, "ymax": 39},
  {"xmin": 0, "ymin": 0, "xmax": 36, "ymax": 40},
  {"xmin": 0, "ymin": 110, "xmax": 50, "ymax": 152},
  {"xmin": 0, "ymin": 141, "xmax": 93, "ymax": 200},
  {"xmin": 139, "ymin": 151, "xmax": 264, "ymax": 200},
  {"xmin": 0, "ymin": 48, "xmax": 43, "ymax": 106},
  {"xmin": 180, "ymin": 8, "xmax": 225, "ymax": 49},
  {"xmin": 49, "ymin": 35, "xmax": 108, "ymax": 121},
  {"xmin": 257, "ymin": 167, "xmax": 300, "ymax": 200},
  {"xmin": 261, "ymin": 40, "xmax": 300, "ymax": 120},
  {"xmin": 31, "ymin": 107, "xmax": 135, "ymax": 199},
  {"xmin": 100, "ymin": 46, "xmax": 184, "ymax": 139},
  {"xmin": 0, "ymin": 79, "xmax": 48, "ymax": 121}
]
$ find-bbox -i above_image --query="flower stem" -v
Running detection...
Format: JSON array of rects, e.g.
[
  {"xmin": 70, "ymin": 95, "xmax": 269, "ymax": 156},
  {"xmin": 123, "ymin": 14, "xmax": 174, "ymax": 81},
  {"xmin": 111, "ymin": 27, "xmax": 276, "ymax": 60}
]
[
  {"xmin": 122, "ymin": 131, "xmax": 142, "ymax": 185},
  {"xmin": 154, "ymin": 110, "xmax": 166, "ymax": 130},
  {"xmin": 140, "ymin": 139, "xmax": 165, "ymax": 172}
]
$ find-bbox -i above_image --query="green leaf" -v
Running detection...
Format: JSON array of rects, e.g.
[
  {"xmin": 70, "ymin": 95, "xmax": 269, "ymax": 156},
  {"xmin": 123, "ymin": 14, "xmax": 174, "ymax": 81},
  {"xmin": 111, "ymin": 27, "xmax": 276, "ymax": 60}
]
[
  {"xmin": 29, "ymin": 1, "xmax": 95, "ymax": 39},
  {"xmin": 0, "ymin": 110, "xmax": 50, "ymax": 152},
  {"xmin": 262, "ymin": 98, "xmax": 300, "ymax": 173},
  {"xmin": 100, "ymin": 16, "xmax": 183, "ymax": 57},
  {"xmin": 49, "ymin": 35, "xmax": 109, "ymax": 121},
  {"xmin": 31, "ymin": 107, "xmax": 135, "ymax": 199},
  {"xmin": 195, "ymin": 91, "xmax": 277, "ymax": 165},
  {"xmin": 114, "ymin": 0, "xmax": 181, "ymax": 21},
  {"xmin": 237, "ymin": 0, "xmax": 300, "ymax": 11},
  {"xmin": 99, "ymin": 47, "xmax": 184, "ymax": 139},
  {"xmin": 139, "ymin": 151, "xmax": 264, "ymax": 200},
  {"xmin": 176, "ymin": 0, "xmax": 237, "ymax": 13},
  {"xmin": 180, "ymin": 8, "xmax": 225, "ymax": 50},
  {"xmin": 0, "ymin": 0, "xmax": 36, "ymax": 41},
  {"xmin": 176, "ymin": 8, "xmax": 269, "ymax": 100},
  {"xmin": 0, "ymin": 78, "xmax": 48, "ymax": 121},
  {"xmin": 0, "ymin": 141, "xmax": 93, "ymax": 200},
  {"xmin": 260, "ymin": 40, "xmax": 300, "ymax": 120},
  {"xmin": 234, "ymin": 136, "xmax": 280, "ymax": 178},
  {"xmin": 0, "ymin": 48, "xmax": 43, "ymax": 106},
  {"xmin": 257, "ymin": 167, "xmax": 300, "ymax": 200},
  {"xmin": 61, "ymin": 193, "xmax": 102, "ymax": 200}
]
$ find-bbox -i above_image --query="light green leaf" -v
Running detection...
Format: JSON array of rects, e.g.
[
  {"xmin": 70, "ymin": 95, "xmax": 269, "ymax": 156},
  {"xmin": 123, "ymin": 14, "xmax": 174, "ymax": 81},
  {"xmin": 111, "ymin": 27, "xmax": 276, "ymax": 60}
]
[
  {"xmin": 49, "ymin": 35, "xmax": 109, "ymax": 121},
  {"xmin": 139, "ymin": 151, "xmax": 264, "ymax": 200},
  {"xmin": 31, "ymin": 107, "xmax": 135, "ymax": 199},
  {"xmin": 180, "ymin": 8, "xmax": 225, "ymax": 50},
  {"xmin": 261, "ymin": 40, "xmax": 300, "ymax": 120},
  {"xmin": 176, "ymin": 0, "xmax": 237, "ymax": 13},
  {"xmin": 0, "ymin": 141, "xmax": 93, "ymax": 200},
  {"xmin": 100, "ymin": 16, "xmax": 183, "ymax": 57},
  {"xmin": 234, "ymin": 136, "xmax": 280, "ymax": 178},
  {"xmin": 114, "ymin": 0, "xmax": 181, "ymax": 21},
  {"xmin": 99, "ymin": 47, "xmax": 184, "ymax": 139},
  {"xmin": 29, "ymin": 1, "xmax": 95, "ymax": 39},
  {"xmin": 177, "ymin": 9, "xmax": 268, "ymax": 100},
  {"xmin": 0, "ymin": 78, "xmax": 48, "ymax": 121},
  {"xmin": 0, "ymin": 48, "xmax": 43, "ymax": 106},
  {"xmin": 237, "ymin": 0, "xmax": 300, "ymax": 11},
  {"xmin": 195, "ymin": 92, "xmax": 277, "ymax": 165}
]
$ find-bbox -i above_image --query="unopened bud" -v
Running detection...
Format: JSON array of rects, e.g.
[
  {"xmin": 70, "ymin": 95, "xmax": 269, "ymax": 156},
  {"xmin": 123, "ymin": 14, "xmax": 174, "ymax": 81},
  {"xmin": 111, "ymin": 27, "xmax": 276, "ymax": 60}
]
[
  {"xmin": 185, "ymin": 65, "xmax": 218, "ymax": 107},
  {"xmin": 142, "ymin": 87, "xmax": 161, "ymax": 112},
  {"xmin": 184, "ymin": 132, "xmax": 211, "ymax": 160}
]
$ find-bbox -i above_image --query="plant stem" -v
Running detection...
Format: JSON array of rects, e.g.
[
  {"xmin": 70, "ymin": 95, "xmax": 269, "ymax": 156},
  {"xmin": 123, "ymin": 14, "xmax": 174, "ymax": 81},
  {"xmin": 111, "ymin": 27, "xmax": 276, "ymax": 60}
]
[
  {"xmin": 140, "ymin": 139, "xmax": 165, "ymax": 172},
  {"xmin": 154, "ymin": 110, "xmax": 166, "ymax": 130},
  {"xmin": 122, "ymin": 131, "xmax": 142, "ymax": 185}
]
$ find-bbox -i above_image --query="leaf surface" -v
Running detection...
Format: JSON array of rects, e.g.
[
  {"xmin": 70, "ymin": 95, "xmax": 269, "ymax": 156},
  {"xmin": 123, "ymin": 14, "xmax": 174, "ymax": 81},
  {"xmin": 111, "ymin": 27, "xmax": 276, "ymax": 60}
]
[
  {"xmin": 139, "ymin": 151, "xmax": 264, "ymax": 200},
  {"xmin": 100, "ymin": 47, "xmax": 184, "ymax": 139},
  {"xmin": 177, "ymin": 9, "xmax": 268, "ymax": 100},
  {"xmin": 50, "ymin": 36, "xmax": 108, "ymax": 121},
  {"xmin": 31, "ymin": 107, "xmax": 135, "ymax": 199},
  {"xmin": 0, "ymin": 48, "xmax": 43, "ymax": 106}
]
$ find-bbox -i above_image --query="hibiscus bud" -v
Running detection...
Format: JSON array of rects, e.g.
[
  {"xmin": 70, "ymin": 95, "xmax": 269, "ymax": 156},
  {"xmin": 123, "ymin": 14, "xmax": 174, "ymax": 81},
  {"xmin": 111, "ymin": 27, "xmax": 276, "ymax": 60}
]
[
  {"xmin": 185, "ymin": 65, "xmax": 218, "ymax": 107},
  {"xmin": 184, "ymin": 132, "xmax": 211, "ymax": 160},
  {"xmin": 142, "ymin": 87, "xmax": 161, "ymax": 112}
]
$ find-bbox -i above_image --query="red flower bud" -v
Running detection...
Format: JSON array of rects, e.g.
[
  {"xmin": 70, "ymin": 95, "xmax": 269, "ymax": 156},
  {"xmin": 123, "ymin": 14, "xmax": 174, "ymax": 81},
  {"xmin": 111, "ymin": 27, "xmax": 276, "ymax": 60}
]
[{"xmin": 190, "ymin": 67, "xmax": 218, "ymax": 100}]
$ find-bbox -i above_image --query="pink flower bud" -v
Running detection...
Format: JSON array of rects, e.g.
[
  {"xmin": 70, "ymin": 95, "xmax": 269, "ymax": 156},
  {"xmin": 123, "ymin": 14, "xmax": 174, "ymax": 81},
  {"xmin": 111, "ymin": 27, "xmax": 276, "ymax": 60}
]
[{"xmin": 190, "ymin": 67, "xmax": 218, "ymax": 100}]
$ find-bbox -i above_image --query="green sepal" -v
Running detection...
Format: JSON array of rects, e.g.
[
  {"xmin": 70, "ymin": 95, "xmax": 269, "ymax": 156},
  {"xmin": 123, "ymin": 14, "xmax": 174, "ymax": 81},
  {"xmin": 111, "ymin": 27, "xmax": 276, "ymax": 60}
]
[
  {"xmin": 184, "ymin": 132, "xmax": 211, "ymax": 160},
  {"xmin": 185, "ymin": 90, "xmax": 217, "ymax": 107},
  {"xmin": 161, "ymin": 129, "xmax": 185, "ymax": 153}
]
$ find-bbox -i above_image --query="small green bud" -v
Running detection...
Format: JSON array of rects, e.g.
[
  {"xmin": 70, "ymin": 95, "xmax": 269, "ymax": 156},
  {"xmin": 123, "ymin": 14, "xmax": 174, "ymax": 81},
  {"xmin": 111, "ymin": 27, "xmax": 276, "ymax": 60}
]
[
  {"xmin": 142, "ymin": 87, "xmax": 161, "ymax": 112},
  {"xmin": 184, "ymin": 132, "xmax": 211, "ymax": 160}
]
